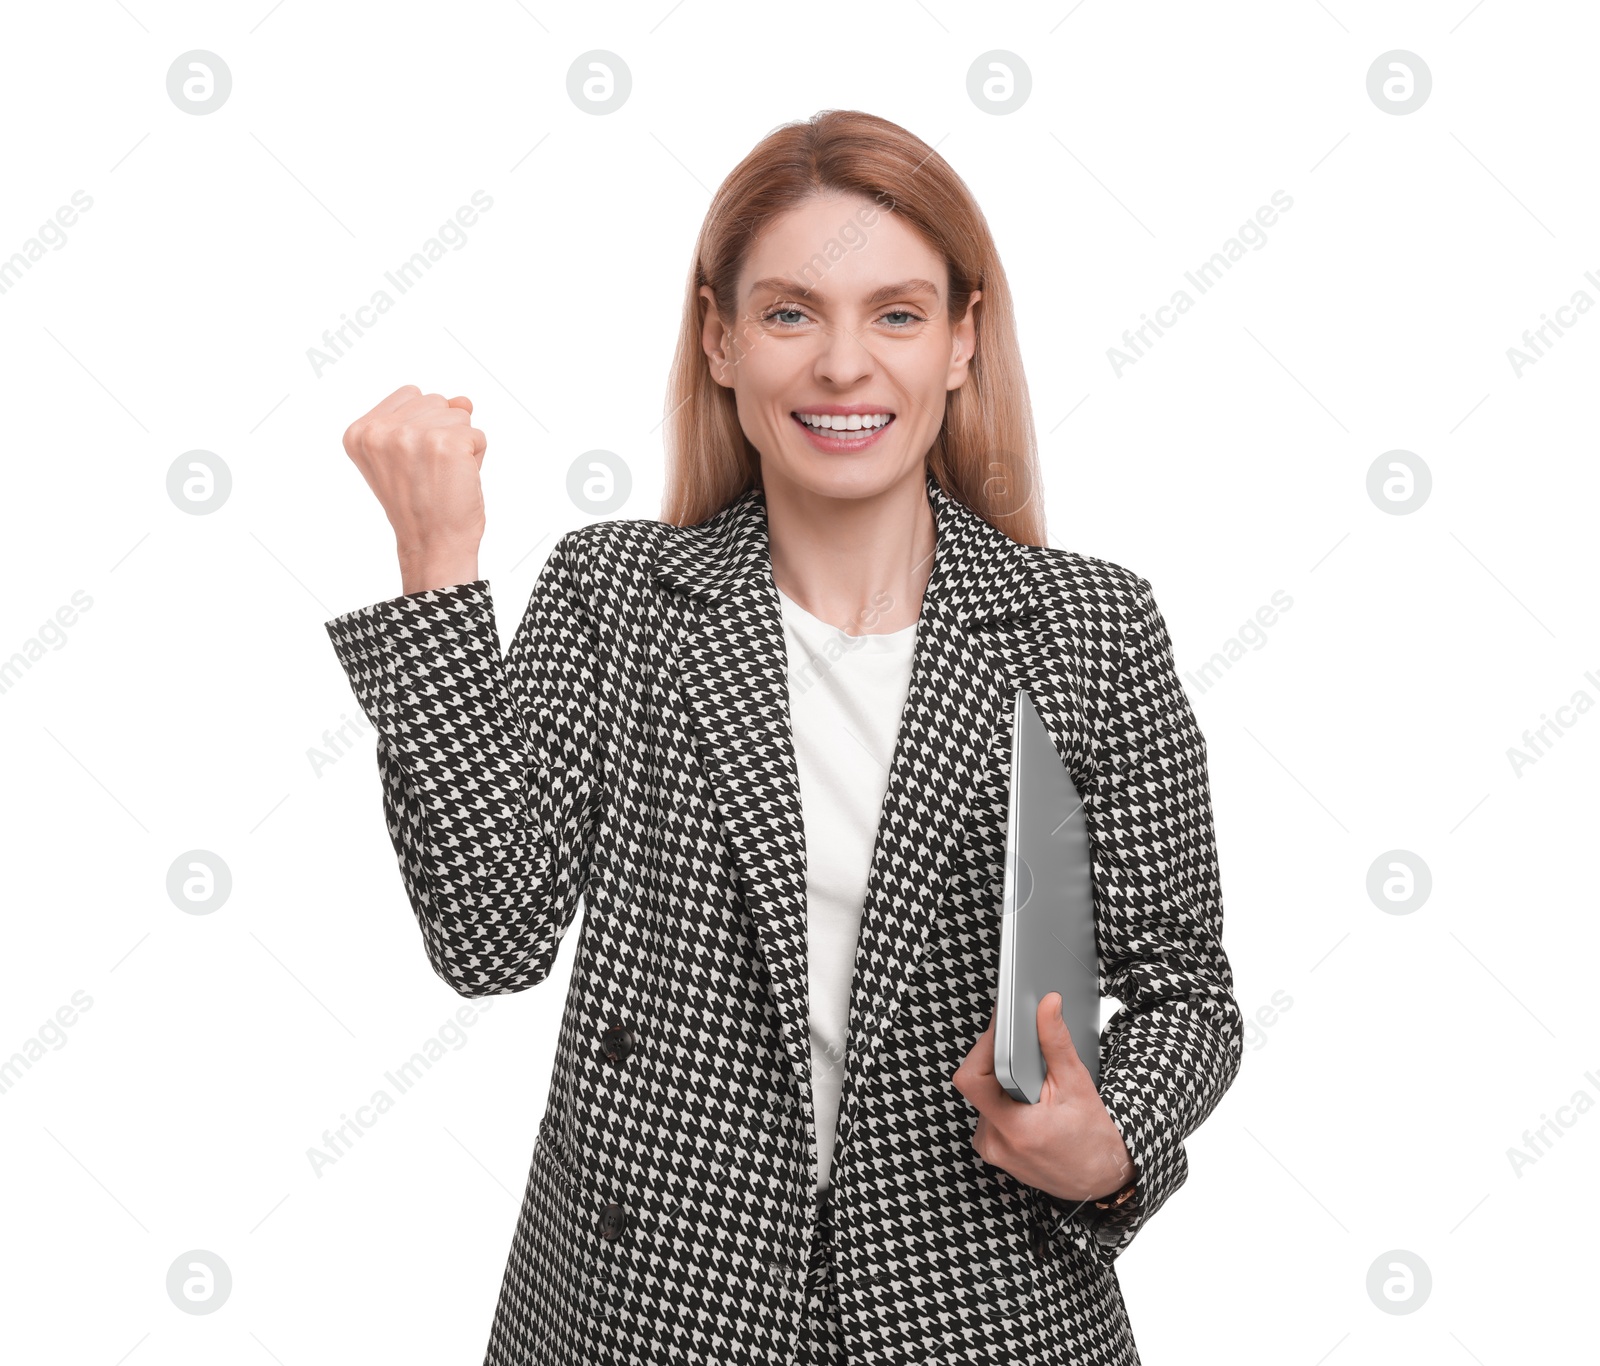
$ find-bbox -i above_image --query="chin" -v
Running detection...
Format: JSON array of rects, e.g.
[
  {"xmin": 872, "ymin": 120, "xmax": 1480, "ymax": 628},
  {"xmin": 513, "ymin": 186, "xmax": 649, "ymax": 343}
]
[{"xmin": 771, "ymin": 457, "xmax": 915, "ymax": 505}]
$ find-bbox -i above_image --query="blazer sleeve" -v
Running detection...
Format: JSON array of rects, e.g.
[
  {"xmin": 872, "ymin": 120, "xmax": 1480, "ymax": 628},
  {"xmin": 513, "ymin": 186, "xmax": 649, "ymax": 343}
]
[
  {"xmin": 1045, "ymin": 574, "xmax": 1243, "ymax": 1264},
  {"xmin": 322, "ymin": 530, "xmax": 608, "ymax": 997}
]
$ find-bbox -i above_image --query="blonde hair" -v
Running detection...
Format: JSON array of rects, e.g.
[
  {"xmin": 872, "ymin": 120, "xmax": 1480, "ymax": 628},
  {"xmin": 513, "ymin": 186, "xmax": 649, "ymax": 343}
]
[{"xmin": 660, "ymin": 109, "xmax": 1046, "ymax": 547}]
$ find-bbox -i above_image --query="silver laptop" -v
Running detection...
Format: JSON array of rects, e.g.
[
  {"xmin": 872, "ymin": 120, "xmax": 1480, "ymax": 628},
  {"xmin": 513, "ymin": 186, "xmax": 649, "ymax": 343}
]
[{"xmin": 994, "ymin": 687, "xmax": 1101, "ymax": 1101}]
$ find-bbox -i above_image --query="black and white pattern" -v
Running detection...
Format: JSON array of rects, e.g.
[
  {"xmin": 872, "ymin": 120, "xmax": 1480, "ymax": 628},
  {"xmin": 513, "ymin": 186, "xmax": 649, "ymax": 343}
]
[{"xmin": 324, "ymin": 467, "xmax": 1243, "ymax": 1365}]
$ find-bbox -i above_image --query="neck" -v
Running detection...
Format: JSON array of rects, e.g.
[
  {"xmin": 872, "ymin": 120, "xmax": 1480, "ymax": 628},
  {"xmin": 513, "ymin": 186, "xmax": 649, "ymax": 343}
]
[{"xmin": 762, "ymin": 466, "xmax": 935, "ymax": 636}]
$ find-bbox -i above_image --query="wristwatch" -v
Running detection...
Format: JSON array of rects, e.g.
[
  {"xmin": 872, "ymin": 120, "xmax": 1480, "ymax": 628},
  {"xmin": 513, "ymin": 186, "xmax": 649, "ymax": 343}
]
[{"xmin": 1093, "ymin": 1180, "xmax": 1138, "ymax": 1210}]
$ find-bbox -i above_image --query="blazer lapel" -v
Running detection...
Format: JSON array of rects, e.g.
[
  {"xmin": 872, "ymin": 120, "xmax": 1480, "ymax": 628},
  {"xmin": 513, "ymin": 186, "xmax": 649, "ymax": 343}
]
[
  {"xmin": 830, "ymin": 472, "xmax": 1035, "ymax": 1171},
  {"xmin": 652, "ymin": 486, "xmax": 816, "ymax": 1101},
  {"xmin": 651, "ymin": 469, "xmax": 1038, "ymax": 1184}
]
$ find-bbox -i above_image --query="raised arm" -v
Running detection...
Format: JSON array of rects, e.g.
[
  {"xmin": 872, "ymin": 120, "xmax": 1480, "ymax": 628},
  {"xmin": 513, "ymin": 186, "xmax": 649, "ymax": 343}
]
[
  {"xmin": 1047, "ymin": 574, "xmax": 1243, "ymax": 1262},
  {"xmin": 323, "ymin": 385, "xmax": 609, "ymax": 996}
]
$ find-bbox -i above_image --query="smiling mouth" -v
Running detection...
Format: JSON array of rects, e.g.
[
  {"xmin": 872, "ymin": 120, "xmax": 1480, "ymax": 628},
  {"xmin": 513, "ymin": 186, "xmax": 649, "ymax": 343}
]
[{"xmin": 790, "ymin": 411, "xmax": 897, "ymax": 447}]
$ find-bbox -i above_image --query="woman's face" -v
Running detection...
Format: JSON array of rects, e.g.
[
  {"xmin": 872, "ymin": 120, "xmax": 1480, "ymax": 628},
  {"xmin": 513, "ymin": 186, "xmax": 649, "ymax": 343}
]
[{"xmin": 700, "ymin": 193, "xmax": 980, "ymax": 503}]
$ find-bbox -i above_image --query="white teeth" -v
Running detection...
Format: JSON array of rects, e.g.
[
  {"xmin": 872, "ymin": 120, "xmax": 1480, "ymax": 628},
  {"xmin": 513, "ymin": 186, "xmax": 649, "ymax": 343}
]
[{"xmin": 796, "ymin": 412, "xmax": 894, "ymax": 431}]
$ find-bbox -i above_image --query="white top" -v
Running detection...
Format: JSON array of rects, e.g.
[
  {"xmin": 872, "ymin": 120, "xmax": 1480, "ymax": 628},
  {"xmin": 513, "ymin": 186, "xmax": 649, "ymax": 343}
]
[{"xmin": 777, "ymin": 585, "xmax": 919, "ymax": 1195}]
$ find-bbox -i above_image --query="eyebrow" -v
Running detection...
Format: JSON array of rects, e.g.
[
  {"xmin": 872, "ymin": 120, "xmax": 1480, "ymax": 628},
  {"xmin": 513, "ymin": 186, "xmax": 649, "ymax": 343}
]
[{"xmin": 745, "ymin": 276, "xmax": 942, "ymax": 307}]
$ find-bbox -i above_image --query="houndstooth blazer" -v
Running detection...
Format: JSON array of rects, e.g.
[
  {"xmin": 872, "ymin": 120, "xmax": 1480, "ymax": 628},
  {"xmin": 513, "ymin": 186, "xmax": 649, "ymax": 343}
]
[{"xmin": 324, "ymin": 466, "xmax": 1242, "ymax": 1365}]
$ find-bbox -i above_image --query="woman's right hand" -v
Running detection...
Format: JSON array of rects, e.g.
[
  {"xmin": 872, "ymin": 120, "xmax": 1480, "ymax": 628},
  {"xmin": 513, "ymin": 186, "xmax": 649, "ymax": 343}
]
[{"xmin": 341, "ymin": 384, "xmax": 489, "ymax": 594}]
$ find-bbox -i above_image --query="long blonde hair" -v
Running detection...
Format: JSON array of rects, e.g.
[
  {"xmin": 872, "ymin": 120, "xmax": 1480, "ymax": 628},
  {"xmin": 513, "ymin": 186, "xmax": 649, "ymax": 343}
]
[{"xmin": 660, "ymin": 109, "xmax": 1046, "ymax": 547}]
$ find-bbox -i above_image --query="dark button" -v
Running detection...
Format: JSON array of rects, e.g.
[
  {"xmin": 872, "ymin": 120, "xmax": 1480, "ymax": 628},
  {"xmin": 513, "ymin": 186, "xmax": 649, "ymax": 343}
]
[
  {"xmin": 1028, "ymin": 1219, "xmax": 1052, "ymax": 1261},
  {"xmin": 599, "ymin": 1202, "xmax": 628, "ymax": 1241},
  {"xmin": 599, "ymin": 1023, "xmax": 636, "ymax": 1065}
]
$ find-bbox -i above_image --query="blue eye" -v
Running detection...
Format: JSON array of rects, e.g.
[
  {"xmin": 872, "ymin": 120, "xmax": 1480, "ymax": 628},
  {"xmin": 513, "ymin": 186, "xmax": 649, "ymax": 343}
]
[{"xmin": 759, "ymin": 305, "xmax": 927, "ymax": 328}]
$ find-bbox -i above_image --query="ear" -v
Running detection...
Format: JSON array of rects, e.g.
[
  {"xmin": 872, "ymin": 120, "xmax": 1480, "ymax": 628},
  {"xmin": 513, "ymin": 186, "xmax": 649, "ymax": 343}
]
[
  {"xmin": 699, "ymin": 284, "xmax": 737, "ymax": 390},
  {"xmin": 946, "ymin": 287, "xmax": 982, "ymax": 391}
]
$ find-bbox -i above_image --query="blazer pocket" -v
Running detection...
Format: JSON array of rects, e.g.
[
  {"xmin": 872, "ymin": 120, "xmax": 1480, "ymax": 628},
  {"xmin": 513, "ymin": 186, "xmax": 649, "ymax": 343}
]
[
  {"xmin": 507, "ymin": 1121, "xmax": 599, "ymax": 1359},
  {"xmin": 1030, "ymin": 1187, "xmax": 1097, "ymax": 1263}
]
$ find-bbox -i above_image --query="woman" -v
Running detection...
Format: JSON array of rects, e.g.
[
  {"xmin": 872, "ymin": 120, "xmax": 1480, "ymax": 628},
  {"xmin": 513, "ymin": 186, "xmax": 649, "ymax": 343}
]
[{"xmin": 326, "ymin": 109, "xmax": 1241, "ymax": 1366}]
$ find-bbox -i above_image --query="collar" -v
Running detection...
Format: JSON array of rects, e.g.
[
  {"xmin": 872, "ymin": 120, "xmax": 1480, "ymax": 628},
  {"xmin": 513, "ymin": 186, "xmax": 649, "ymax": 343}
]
[{"xmin": 650, "ymin": 466, "xmax": 1036, "ymax": 626}]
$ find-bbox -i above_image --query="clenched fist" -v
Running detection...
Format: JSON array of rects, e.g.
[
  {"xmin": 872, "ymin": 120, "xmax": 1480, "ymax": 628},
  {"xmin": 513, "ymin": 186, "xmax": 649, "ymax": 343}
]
[{"xmin": 341, "ymin": 384, "xmax": 489, "ymax": 595}]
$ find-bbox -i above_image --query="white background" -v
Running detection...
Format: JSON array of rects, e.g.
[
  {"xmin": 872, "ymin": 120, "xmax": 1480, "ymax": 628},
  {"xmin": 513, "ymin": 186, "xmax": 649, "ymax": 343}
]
[{"xmin": 1, "ymin": 1, "xmax": 1595, "ymax": 1361}]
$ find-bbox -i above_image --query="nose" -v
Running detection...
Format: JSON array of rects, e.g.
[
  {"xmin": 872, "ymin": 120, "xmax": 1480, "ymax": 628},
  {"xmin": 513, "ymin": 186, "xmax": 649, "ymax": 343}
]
[{"xmin": 812, "ymin": 325, "xmax": 873, "ymax": 389}]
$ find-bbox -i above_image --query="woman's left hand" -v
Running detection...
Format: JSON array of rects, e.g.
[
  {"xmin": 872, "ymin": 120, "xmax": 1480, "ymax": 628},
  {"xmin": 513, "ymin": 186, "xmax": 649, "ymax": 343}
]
[{"xmin": 952, "ymin": 992, "xmax": 1134, "ymax": 1206}]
